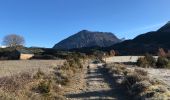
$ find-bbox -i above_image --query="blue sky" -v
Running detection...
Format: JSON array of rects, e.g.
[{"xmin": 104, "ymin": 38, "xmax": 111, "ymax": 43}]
[{"xmin": 0, "ymin": 0, "xmax": 170, "ymax": 47}]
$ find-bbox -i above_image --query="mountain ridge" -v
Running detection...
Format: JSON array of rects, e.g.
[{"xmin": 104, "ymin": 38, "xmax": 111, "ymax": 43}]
[
  {"xmin": 53, "ymin": 30, "xmax": 121, "ymax": 50},
  {"xmin": 108, "ymin": 21, "xmax": 170, "ymax": 55}
]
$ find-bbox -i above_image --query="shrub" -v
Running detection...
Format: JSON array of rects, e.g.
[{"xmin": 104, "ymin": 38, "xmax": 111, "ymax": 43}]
[
  {"xmin": 137, "ymin": 54, "xmax": 156, "ymax": 68},
  {"xmin": 125, "ymin": 74, "xmax": 147, "ymax": 85},
  {"xmin": 156, "ymin": 57, "xmax": 169, "ymax": 68},
  {"xmin": 145, "ymin": 54, "xmax": 156, "ymax": 67},
  {"xmin": 34, "ymin": 68, "xmax": 45, "ymax": 79},
  {"xmin": 67, "ymin": 57, "xmax": 83, "ymax": 69},
  {"xmin": 122, "ymin": 72, "xmax": 149, "ymax": 89},
  {"xmin": 137, "ymin": 57, "xmax": 148, "ymax": 68},
  {"xmin": 37, "ymin": 80, "xmax": 51, "ymax": 94},
  {"xmin": 131, "ymin": 81, "xmax": 151, "ymax": 95}
]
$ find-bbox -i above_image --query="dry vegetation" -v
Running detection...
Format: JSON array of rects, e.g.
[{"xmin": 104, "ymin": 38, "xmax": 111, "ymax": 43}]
[
  {"xmin": 0, "ymin": 58, "xmax": 84, "ymax": 100},
  {"xmin": 0, "ymin": 60, "xmax": 65, "ymax": 77},
  {"xmin": 137, "ymin": 50, "xmax": 170, "ymax": 68},
  {"xmin": 105, "ymin": 63, "xmax": 170, "ymax": 99}
]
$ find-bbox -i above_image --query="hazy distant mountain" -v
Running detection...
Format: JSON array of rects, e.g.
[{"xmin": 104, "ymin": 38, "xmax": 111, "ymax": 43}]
[
  {"xmin": 53, "ymin": 30, "xmax": 121, "ymax": 50},
  {"xmin": 108, "ymin": 22, "xmax": 170, "ymax": 55}
]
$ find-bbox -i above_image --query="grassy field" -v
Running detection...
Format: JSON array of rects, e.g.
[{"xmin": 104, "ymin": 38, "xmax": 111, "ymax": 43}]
[
  {"xmin": 0, "ymin": 59, "xmax": 84, "ymax": 99},
  {"xmin": 0, "ymin": 60, "xmax": 65, "ymax": 77}
]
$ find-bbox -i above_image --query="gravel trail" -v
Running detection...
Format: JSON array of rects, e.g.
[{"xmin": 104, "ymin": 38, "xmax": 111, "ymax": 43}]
[{"xmin": 65, "ymin": 64, "xmax": 130, "ymax": 100}]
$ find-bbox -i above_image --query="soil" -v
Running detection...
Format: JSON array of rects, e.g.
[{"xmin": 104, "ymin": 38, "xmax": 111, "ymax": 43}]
[{"xmin": 64, "ymin": 63, "xmax": 131, "ymax": 100}]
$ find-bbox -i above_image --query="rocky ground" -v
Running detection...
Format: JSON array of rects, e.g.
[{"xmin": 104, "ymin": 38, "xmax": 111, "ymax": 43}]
[{"xmin": 64, "ymin": 63, "xmax": 130, "ymax": 100}]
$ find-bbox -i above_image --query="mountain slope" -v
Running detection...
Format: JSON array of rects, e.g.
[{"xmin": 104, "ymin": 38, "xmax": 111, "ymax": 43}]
[
  {"xmin": 157, "ymin": 21, "xmax": 170, "ymax": 32},
  {"xmin": 108, "ymin": 22, "xmax": 170, "ymax": 55},
  {"xmin": 53, "ymin": 30, "xmax": 121, "ymax": 50}
]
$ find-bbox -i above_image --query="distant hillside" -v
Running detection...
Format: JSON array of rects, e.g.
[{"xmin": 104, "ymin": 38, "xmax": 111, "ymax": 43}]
[
  {"xmin": 53, "ymin": 30, "xmax": 121, "ymax": 50},
  {"xmin": 108, "ymin": 22, "xmax": 170, "ymax": 55},
  {"xmin": 157, "ymin": 21, "xmax": 170, "ymax": 32}
]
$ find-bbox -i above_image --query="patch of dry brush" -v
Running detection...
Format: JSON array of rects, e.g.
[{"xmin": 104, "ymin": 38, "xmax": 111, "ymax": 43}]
[
  {"xmin": 0, "ymin": 57, "xmax": 83, "ymax": 100},
  {"xmin": 106, "ymin": 63, "xmax": 170, "ymax": 100}
]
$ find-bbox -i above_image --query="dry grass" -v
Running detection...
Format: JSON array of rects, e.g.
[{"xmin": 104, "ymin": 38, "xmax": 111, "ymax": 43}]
[
  {"xmin": 0, "ymin": 60, "xmax": 65, "ymax": 77},
  {"xmin": 106, "ymin": 63, "xmax": 170, "ymax": 99},
  {"xmin": 0, "ymin": 59, "xmax": 84, "ymax": 100},
  {"xmin": 0, "ymin": 67, "xmax": 66, "ymax": 100}
]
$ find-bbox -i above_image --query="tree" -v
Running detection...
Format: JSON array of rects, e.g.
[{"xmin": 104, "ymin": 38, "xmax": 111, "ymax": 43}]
[
  {"xmin": 158, "ymin": 48, "xmax": 166, "ymax": 57},
  {"xmin": 2, "ymin": 34, "xmax": 25, "ymax": 47},
  {"xmin": 167, "ymin": 50, "xmax": 170, "ymax": 59},
  {"xmin": 109, "ymin": 50, "xmax": 116, "ymax": 56}
]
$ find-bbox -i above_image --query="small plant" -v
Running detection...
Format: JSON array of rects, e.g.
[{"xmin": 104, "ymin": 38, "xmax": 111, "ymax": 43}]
[
  {"xmin": 124, "ymin": 73, "xmax": 149, "ymax": 87},
  {"xmin": 37, "ymin": 80, "xmax": 51, "ymax": 94},
  {"xmin": 131, "ymin": 81, "xmax": 151, "ymax": 95},
  {"xmin": 156, "ymin": 57, "xmax": 169, "ymax": 68},
  {"xmin": 137, "ymin": 57, "xmax": 148, "ymax": 68},
  {"xmin": 55, "ymin": 73, "xmax": 70, "ymax": 85},
  {"xmin": 34, "ymin": 68, "xmax": 45, "ymax": 79}
]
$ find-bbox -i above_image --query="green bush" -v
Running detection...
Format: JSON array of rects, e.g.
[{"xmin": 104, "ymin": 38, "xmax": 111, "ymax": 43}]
[
  {"xmin": 156, "ymin": 57, "xmax": 169, "ymax": 68},
  {"xmin": 137, "ymin": 54, "xmax": 156, "ymax": 68},
  {"xmin": 37, "ymin": 80, "xmax": 51, "ymax": 94},
  {"xmin": 145, "ymin": 54, "xmax": 156, "ymax": 67},
  {"xmin": 137, "ymin": 57, "xmax": 148, "ymax": 68}
]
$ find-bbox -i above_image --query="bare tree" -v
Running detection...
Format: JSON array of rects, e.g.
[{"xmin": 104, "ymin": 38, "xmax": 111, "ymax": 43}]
[
  {"xmin": 158, "ymin": 48, "xmax": 166, "ymax": 57},
  {"xmin": 2, "ymin": 34, "xmax": 25, "ymax": 47},
  {"xmin": 109, "ymin": 50, "xmax": 116, "ymax": 56}
]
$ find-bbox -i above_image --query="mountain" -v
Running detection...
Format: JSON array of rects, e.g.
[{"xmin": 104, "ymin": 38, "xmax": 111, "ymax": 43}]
[
  {"xmin": 53, "ymin": 30, "xmax": 121, "ymax": 50},
  {"xmin": 157, "ymin": 21, "xmax": 170, "ymax": 32},
  {"xmin": 108, "ymin": 22, "xmax": 170, "ymax": 55}
]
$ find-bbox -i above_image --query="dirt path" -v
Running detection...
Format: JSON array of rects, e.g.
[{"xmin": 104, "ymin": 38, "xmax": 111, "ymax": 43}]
[{"xmin": 65, "ymin": 64, "xmax": 130, "ymax": 100}]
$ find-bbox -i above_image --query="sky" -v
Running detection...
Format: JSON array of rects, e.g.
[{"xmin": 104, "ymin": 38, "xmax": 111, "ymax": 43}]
[{"xmin": 0, "ymin": 0, "xmax": 170, "ymax": 48}]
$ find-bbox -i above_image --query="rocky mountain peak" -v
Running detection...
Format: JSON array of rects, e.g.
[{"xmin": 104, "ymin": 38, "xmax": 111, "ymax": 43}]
[{"xmin": 53, "ymin": 30, "xmax": 121, "ymax": 50}]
